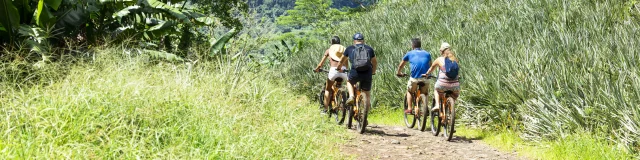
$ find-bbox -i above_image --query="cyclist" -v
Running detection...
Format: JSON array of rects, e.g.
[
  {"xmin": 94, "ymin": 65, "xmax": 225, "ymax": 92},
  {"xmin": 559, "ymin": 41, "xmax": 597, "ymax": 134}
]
[
  {"xmin": 314, "ymin": 36, "xmax": 348, "ymax": 113},
  {"xmin": 339, "ymin": 33, "xmax": 377, "ymax": 108},
  {"xmin": 395, "ymin": 38, "xmax": 432, "ymax": 114},
  {"xmin": 423, "ymin": 42, "xmax": 460, "ymax": 111}
]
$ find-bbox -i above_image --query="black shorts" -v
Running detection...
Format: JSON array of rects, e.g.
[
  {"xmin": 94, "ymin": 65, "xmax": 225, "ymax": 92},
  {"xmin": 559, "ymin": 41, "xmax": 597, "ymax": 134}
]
[{"xmin": 348, "ymin": 69, "xmax": 373, "ymax": 91}]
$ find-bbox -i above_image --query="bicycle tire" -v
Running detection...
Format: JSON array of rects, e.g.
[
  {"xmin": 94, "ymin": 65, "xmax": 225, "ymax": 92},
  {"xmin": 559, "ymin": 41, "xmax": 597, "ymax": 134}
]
[
  {"xmin": 443, "ymin": 97, "xmax": 456, "ymax": 141},
  {"xmin": 356, "ymin": 95, "xmax": 368, "ymax": 134},
  {"xmin": 319, "ymin": 90, "xmax": 325, "ymax": 110},
  {"xmin": 403, "ymin": 95, "xmax": 416, "ymax": 128},
  {"xmin": 418, "ymin": 94, "xmax": 429, "ymax": 131},
  {"xmin": 335, "ymin": 91, "xmax": 347, "ymax": 124},
  {"xmin": 430, "ymin": 97, "xmax": 441, "ymax": 136},
  {"xmin": 346, "ymin": 104, "xmax": 354, "ymax": 129}
]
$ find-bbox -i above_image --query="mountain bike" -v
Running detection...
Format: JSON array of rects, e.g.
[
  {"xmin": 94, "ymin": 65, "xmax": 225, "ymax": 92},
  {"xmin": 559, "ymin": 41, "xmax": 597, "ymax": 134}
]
[
  {"xmin": 397, "ymin": 74, "xmax": 435, "ymax": 131},
  {"xmin": 346, "ymin": 83, "xmax": 369, "ymax": 134},
  {"xmin": 430, "ymin": 88, "xmax": 457, "ymax": 141},
  {"xmin": 315, "ymin": 69, "xmax": 348, "ymax": 124}
]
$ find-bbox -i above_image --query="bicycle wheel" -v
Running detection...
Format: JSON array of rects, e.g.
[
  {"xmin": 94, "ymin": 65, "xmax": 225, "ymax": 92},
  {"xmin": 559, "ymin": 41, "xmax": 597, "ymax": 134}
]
[
  {"xmin": 318, "ymin": 90, "xmax": 325, "ymax": 111},
  {"xmin": 417, "ymin": 94, "xmax": 429, "ymax": 131},
  {"xmin": 403, "ymin": 95, "xmax": 416, "ymax": 128},
  {"xmin": 430, "ymin": 97, "xmax": 441, "ymax": 136},
  {"xmin": 334, "ymin": 91, "xmax": 347, "ymax": 124},
  {"xmin": 356, "ymin": 95, "xmax": 368, "ymax": 134},
  {"xmin": 443, "ymin": 97, "xmax": 456, "ymax": 141},
  {"xmin": 346, "ymin": 103, "xmax": 354, "ymax": 129}
]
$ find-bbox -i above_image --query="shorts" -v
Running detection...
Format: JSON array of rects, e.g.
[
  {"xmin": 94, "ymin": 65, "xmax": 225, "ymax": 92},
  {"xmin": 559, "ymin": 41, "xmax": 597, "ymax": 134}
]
[
  {"xmin": 407, "ymin": 77, "xmax": 430, "ymax": 93},
  {"xmin": 434, "ymin": 80, "xmax": 461, "ymax": 92},
  {"xmin": 328, "ymin": 67, "xmax": 348, "ymax": 82},
  {"xmin": 348, "ymin": 69, "xmax": 373, "ymax": 91}
]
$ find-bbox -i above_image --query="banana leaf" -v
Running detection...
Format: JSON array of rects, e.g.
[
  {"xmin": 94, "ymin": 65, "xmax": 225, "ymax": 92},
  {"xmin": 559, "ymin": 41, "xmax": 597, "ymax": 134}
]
[
  {"xmin": 0, "ymin": 0, "xmax": 20, "ymax": 35},
  {"xmin": 209, "ymin": 28, "xmax": 239, "ymax": 56},
  {"xmin": 35, "ymin": 0, "xmax": 56, "ymax": 27},
  {"xmin": 113, "ymin": 5, "xmax": 141, "ymax": 18},
  {"xmin": 139, "ymin": 0, "xmax": 190, "ymax": 24},
  {"xmin": 44, "ymin": 0, "xmax": 62, "ymax": 10}
]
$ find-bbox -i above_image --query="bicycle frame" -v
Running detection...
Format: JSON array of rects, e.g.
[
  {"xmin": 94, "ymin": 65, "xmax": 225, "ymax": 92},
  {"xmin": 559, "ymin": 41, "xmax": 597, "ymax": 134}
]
[
  {"xmin": 329, "ymin": 80, "xmax": 345, "ymax": 110},
  {"xmin": 438, "ymin": 92, "xmax": 454, "ymax": 123}
]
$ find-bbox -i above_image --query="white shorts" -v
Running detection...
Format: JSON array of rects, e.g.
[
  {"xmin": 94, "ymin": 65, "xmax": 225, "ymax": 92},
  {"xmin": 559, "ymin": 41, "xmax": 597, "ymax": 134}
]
[
  {"xmin": 328, "ymin": 67, "xmax": 348, "ymax": 81},
  {"xmin": 407, "ymin": 77, "xmax": 430, "ymax": 92}
]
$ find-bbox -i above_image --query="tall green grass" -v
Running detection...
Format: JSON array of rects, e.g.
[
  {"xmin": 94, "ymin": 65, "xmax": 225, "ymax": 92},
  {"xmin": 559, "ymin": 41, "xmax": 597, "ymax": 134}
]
[
  {"xmin": 0, "ymin": 48, "xmax": 347, "ymax": 159},
  {"xmin": 286, "ymin": 0, "xmax": 640, "ymax": 152}
]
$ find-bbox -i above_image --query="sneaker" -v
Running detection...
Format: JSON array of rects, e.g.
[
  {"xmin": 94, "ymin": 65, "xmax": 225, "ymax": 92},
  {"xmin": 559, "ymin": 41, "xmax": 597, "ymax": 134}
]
[
  {"xmin": 404, "ymin": 109, "xmax": 413, "ymax": 114},
  {"xmin": 346, "ymin": 96, "xmax": 355, "ymax": 105},
  {"xmin": 321, "ymin": 109, "xmax": 328, "ymax": 114}
]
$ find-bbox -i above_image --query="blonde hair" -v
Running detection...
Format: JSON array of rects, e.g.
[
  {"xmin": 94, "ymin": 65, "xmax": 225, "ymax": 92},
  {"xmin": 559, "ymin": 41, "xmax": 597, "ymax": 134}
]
[{"xmin": 444, "ymin": 49, "xmax": 458, "ymax": 62}]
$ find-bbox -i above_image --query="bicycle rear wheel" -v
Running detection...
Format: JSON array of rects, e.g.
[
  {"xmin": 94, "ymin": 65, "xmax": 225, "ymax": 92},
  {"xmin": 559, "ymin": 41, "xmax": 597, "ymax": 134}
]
[
  {"xmin": 403, "ymin": 95, "xmax": 416, "ymax": 128},
  {"xmin": 318, "ymin": 90, "xmax": 325, "ymax": 111},
  {"xmin": 334, "ymin": 91, "xmax": 347, "ymax": 124},
  {"xmin": 346, "ymin": 104, "xmax": 354, "ymax": 129},
  {"xmin": 417, "ymin": 94, "xmax": 429, "ymax": 131},
  {"xmin": 430, "ymin": 97, "xmax": 441, "ymax": 136},
  {"xmin": 443, "ymin": 97, "xmax": 456, "ymax": 141},
  {"xmin": 356, "ymin": 96, "xmax": 368, "ymax": 134}
]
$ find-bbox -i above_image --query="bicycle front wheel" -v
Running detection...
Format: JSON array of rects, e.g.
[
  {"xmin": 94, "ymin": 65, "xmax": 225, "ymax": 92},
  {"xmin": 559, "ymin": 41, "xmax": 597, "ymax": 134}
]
[
  {"xmin": 334, "ymin": 91, "xmax": 347, "ymax": 124},
  {"xmin": 417, "ymin": 94, "xmax": 429, "ymax": 132},
  {"xmin": 403, "ymin": 95, "xmax": 416, "ymax": 128},
  {"xmin": 443, "ymin": 97, "xmax": 456, "ymax": 141},
  {"xmin": 430, "ymin": 97, "xmax": 441, "ymax": 136}
]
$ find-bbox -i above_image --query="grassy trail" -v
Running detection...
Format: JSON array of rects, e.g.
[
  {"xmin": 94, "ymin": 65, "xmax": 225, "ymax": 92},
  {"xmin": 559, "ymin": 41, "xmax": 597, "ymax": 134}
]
[{"xmin": 0, "ymin": 51, "xmax": 349, "ymax": 159}]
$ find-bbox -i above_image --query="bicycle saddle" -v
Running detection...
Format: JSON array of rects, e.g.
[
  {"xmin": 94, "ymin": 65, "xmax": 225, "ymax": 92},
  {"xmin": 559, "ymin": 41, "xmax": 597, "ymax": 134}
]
[{"xmin": 335, "ymin": 78, "xmax": 344, "ymax": 82}]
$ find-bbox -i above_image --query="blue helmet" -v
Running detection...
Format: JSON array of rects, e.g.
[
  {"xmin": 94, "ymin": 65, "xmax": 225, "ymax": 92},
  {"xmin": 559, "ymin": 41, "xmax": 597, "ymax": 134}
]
[{"xmin": 353, "ymin": 33, "xmax": 364, "ymax": 40}]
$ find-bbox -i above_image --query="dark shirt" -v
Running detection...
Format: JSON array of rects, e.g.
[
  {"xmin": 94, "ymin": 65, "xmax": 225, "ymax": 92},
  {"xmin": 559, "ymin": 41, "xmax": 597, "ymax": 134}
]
[{"xmin": 344, "ymin": 44, "xmax": 376, "ymax": 71}]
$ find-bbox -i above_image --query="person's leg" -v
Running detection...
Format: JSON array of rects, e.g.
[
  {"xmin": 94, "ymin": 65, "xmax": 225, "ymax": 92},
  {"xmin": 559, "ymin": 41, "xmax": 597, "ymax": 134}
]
[
  {"xmin": 360, "ymin": 75, "xmax": 373, "ymax": 112},
  {"xmin": 324, "ymin": 79, "xmax": 334, "ymax": 111},
  {"xmin": 363, "ymin": 90, "xmax": 371, "ymax": 111},
  {"xmin": 346, "ymin": 71, "xmax": 358, "ymax": 105},
  {"xmin": 405, "ymin": 79, "xmax": 416, "ymax": 113},
  {"xmin": 432, "ymin": 89, "xmax": 441, "ymax": 111}
]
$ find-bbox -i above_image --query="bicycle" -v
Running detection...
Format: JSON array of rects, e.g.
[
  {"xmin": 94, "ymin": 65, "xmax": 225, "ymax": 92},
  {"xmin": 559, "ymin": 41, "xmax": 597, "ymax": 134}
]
[
  {"xmin": 397, "ymin": 73, "xmax": 435, "ymax": 131},
  {"xmin": 429, "ymin": 82, "xmax": 458, "ymax": 141},
  {"xmin": 345, "ymin": 82, "xmax": 370, "ymax": 134},
  {"xmin": 315, "ymin": 69, "xmax": 348, "ymax": 124}
]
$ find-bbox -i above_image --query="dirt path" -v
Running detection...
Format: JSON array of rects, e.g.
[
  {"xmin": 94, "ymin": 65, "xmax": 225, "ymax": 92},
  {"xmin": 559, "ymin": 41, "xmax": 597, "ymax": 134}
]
[{"xmin": 341, "ymin": 125, "xmax": 523, "ymax": 160}]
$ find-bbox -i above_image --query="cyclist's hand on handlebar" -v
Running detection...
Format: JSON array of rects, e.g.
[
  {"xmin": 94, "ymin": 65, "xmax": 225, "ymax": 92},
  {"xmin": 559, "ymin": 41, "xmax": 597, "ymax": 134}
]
[
  {"xmin": 422, "ymin": 74, "xmax": 435, "ymax": 79},
  {"xmin": 313, "ymin": 66, "xmax": 321, "ymax": 73}
]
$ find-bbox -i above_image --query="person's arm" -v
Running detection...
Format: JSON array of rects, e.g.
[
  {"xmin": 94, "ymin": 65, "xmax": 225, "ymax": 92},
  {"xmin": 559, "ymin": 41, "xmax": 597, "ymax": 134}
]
[
  {"xmin": 425, "ymin": 57, "xmax": 441, "ymax": 76},
  {"xmin": 338, "ymin": 55, "xmax": 348, "ymax": 72},
  {"xmin": 314, "ymin": 50, "xmax": 330, "ymax": 72},
  {"xmin": 370, "ymin": 47, "xmax": 377, "ymax": 75},
  {"xmin": 396, "ymin": 61, "xmax": 407, "ymax": 76},
  {"xmin": 371, "ymin": 57, "xmax": 378, "ymax": 75}
]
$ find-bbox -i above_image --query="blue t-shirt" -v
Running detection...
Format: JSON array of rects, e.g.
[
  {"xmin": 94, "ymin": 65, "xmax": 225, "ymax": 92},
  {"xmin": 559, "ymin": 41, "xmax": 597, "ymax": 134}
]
[
  {"xmin": 344, "ymin": 44, "xmax": 376, "ymax": 71},
  {"xmin": 402, "ymin": 48, "xmax": 432, "ymax": 78}
]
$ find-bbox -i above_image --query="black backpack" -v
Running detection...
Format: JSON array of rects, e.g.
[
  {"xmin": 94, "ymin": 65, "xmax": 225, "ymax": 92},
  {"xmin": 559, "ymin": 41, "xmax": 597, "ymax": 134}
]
[{"xmin": 352, "ymin": 45, "xmax": 372, "ymax": 71}]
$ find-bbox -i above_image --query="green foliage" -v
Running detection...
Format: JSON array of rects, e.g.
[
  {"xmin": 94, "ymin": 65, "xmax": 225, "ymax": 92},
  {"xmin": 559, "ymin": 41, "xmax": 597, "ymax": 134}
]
[
  {"xmin": 0, "ymin": 49, "xmax": 347, "ymax": 158},
  {"xmin": 277, "ymin": 0, "xmax": 347, "ymax": 35},
  {"xmin": 209, "ymin": 28, "xmax": 239, "ymax": 56},
  {"xmin": 0, "ymin": 0, "xmax": 248, "ymax": 60}
]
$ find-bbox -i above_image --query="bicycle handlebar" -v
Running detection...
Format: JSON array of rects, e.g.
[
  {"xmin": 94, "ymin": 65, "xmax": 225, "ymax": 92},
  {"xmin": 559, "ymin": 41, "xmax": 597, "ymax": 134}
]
[
  {"xmin": 313, "ymin": 68, "xmax": 349, "ymax": 73},
  {"xmin": 397, "ymin": 73, "xmax": 436, "ymax": 79}
]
